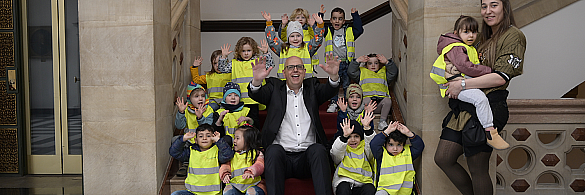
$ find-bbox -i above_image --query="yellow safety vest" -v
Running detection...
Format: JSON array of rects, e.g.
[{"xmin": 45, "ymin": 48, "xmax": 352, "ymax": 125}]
[
  {"xmin": 206, "ymin": 72, "xmax": 232, "ymax": 105},
  {"xmin": 216, "ymin": 107, "xmax": 251, "ymax": 139},
  {"xmin": 337, "ymin": 140, "xmax": 374, "ymax": 184},
  {"xmin": 185, "ymin": 108, "xmax": 215, "ymax": 143},
  {"xmin": 429, "ymin": 42, "xmax": 479, "ymax": 97},
  {"xmin": 231, "ymin": 59, "xmax": 266, "ymax": 109},
  {"xmin": 377, "ymin": 145, "xmax": 415, "ymax": 195},
  {"xmin": 278, "ymin": 47, "xmax": 313, "ymax": 79},
  {"xmin": 185, "ymin": 145, "xmax": 221, "ymax": 195},
  {"xmin": 229, "ymin": 150, "xmax": 261, "ymax": 192},
  {"xmin": 359, "ymin": 67, "xmax": 389, "ymax": 98},
  {"xmin": 346, "ymin": 111, "xmax": 366, "ymax": 125},
  {"xmin": 324, "ymin": 27, "xmax": 355, "ymax": 62}
]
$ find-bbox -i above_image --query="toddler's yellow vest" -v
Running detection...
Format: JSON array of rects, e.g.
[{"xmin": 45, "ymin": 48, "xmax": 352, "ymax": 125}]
[
  {"xmin": 206, "ymin": 72, "xmax": 232, "ymax": 105},
  {"xmin": 231, "ymin": 59, "xmax": 265, "ymax": 107},
  {"xmin": 185, "ymin": 145, "xmax": 221, "ymax": 195},
  {"xmin": 216, "ymin": 107, "xmax": 251, "ymax": 139},
  {"xmin": 337, "ymin": 140, "xmax": 374, "ymax": 184},
  {"xmin": 324, "ymin": 27, "xmax": 355, "ymax": 62},
  {"xmin": 376, "ymin": 145, "xmax": 415, "ymax": 195},
  {"xmin": 278, "ymin": 47, "xmax": 313, "ymax": 79},
  {"xmin": 185, "ymin": 108, "xmax": 215, "ymax": 143},
  {"xmin": 229, "ymin": 150, "xmax": 261, "ymax": 192},
  {"xmin": 359, "ymin": 67, "xmax": 389, "ymax": 98},
  {"xmin": 429, "ymin": 42, "xmax": 479, "ymax": 97}
]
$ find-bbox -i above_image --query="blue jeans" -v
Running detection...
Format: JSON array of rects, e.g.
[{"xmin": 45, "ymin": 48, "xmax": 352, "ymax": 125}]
[
  {"xmin": 331, "ymin": 60, "xmax": 350, "ymax": 101},
  {"xmin": 223, "ymin": 185, "xmax": 265, "ymax": 195},
  {"xmin": 170, "ymin": 190, "xmax": 195, "ymax": 195}
]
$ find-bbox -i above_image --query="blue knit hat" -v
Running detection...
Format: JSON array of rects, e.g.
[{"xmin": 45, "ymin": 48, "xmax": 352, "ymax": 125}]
[{"xmin": 222, "ymin": 82, "xmax": 241, "ymax": 102}]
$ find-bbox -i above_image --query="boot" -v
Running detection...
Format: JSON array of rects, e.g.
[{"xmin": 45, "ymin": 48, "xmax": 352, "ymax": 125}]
[{"xmin": 486, "ymin": 128, "xmax": 509, "ymax": 150}]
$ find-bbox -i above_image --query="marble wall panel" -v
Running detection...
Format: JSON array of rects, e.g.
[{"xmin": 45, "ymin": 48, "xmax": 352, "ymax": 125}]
[
  {"xmin": 80, "ymin": 86, "xmax": 155, "ymax": 122},
  {"xmin": 83, "ymin": 120, "xmax": 157, "ymax": 144},
  {"xmin": 78, "ymin": 0, "xmax": 154, "ymax": 22}
]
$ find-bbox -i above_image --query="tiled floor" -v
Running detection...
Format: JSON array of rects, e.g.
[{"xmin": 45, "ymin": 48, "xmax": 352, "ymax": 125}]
[{"xmin": 0, "ymin": 175, "xmax": 83, "ymax": 195}]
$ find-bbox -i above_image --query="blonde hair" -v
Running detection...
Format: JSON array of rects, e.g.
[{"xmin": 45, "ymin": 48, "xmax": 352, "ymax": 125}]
[
  {"xmin": 234, "ymin": 37, "xmax": 261, "ymax": 60},
  {"xmin": 290, "ymin": 8, "xmax": 309, "ymax": 22}
]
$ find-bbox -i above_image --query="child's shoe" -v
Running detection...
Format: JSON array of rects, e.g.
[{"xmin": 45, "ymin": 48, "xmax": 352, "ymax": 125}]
[
  {"xmin": 378, "ymin": 121, "xmax": 388, "ymax": 131},
  {"xmin": 176, "ymin": 162, "xmax": 188, "ymax": 177},
  {"xmin": 486, "ymin": 128, "xmax": 510, "ymax": 150},
  {"xmin": 327, "ymin": 102, "xmax": 337, "ymax": 113}
]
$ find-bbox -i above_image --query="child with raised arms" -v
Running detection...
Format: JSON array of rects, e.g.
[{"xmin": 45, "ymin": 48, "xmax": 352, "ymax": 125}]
[
  {"xmin": 333, "ymin": 84, "xmax": 377, "ymax": 140},
  {"xmin": 214, "ymin": 82, "xmax": 254, "ymax": 139},
  {"xmin": 190, "ymin": 50, "xmax": 232, "ymax": 111}
]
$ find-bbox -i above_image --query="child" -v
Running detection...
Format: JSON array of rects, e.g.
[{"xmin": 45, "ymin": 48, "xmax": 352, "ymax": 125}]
[
  {"xmin": 169, "ymin": 124, "xmax": 234, "ymax": 195},
  {"xmin": 333, "ymin": 84, "xmax": 377, "ymax": 139},
  {"xmin": 323, "ymin": 6, "xmax": 364, "ymax": 113},
  {"xmin": 220, "ymin": 125, "xmax": 266, "ymax": 195},
  {"xmin": 429, "ymin": 15, "xmax": 508, "ymax": 149},
  {"xmin": 331, "ymin": 117, "xmax": 377, "ymax": 195},
  {"xmin": 370, "ymin": 122, "xmax": 424, "ymax": 195},
  {"xmin": 190, "ymin": 50, "xmax": 232, "ymax": 111},
  {"xmin": 261, "ymin": 10, "xmax": 325, "ymax": 79},
  {"xmin": 217, "ymin": 37, "xmax": 274, "ymax": 127},
  {"xmin": 215, "ymin": 82, "xmax": 254, "ymax": 139},
  {"xmin": 348, "ymin": 54, "xmax": 398, "ymax": 131},
  {"xmin": 279, "ymin": 7, "xmax": 325, "ymax": 68}
]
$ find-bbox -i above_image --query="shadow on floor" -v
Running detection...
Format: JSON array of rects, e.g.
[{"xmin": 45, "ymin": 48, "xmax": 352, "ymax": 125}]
[{"xmin": 0, "ymin": 175, "xmax": 82, "ymax": 195}]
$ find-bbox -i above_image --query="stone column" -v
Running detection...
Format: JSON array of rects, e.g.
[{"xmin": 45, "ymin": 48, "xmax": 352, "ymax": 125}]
[
  {"xmin": 403, "ymin": 0, "xmax": 494, "ymax": 194},
  {"xmin": 79, "ymin": 0, "xmax": 176, "ymax": 193}
]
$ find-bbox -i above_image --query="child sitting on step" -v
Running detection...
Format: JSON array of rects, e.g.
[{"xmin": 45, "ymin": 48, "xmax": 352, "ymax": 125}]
[
  {"xmin": 370, "ymin": 122, "xmax": 424, "ymax": 195},
  {"xmin": 215, "ymin": 82, "xmax": 254, "ymax": 139},
  {"xmin": 333, "ymin": 83, "xmax": 377, "ymax": 140},
  {"xmin": 190, "ymin": 50, "xmax": 232, "ymax": 111},
  {"xmin": 220, "ymin": 125, "xmax": 266, "ymax": 195}
]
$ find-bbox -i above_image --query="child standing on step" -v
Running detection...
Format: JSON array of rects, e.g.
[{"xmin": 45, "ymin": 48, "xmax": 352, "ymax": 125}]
[
  {"xmin": 217, "ymin": 37, "xmax": 274, "ymax": 128},
  {"xmin": 170, "ymin": 124, "xmax": 234, "ymax": 195},
  {"xmin": 429, "ymin": 15, "xmax": 508, "ymax": 149},
  {"xmin": 220, "ymin": 125, "xmax": 266, "ymax": 195},
  {"xmin": 190, "ymin": 50, "xmax": 232, "ymax": 111},
  {"xmin": 261, "ymin": 10, "xmax": 325, "ymax": 79},
  {"xmin": 215, "ymin": 82, "xmax": 254, "ymax": 139},
  {"xmin": 348, "ymin": 54, "xmax": 398, "ymax": 131},
  {"xmin": 333, "ymin": 83, "xmax": 377, "ymax": 140},
  {"xmin": 278, "ymin": 7, "xmax": 325, "ymax": 70},
  {"xmin": 331, "ymin": 117, "xmax": 377, "ymax": 195},
  {"xmin": 370, "ymin": 122, "xmax": 424, "ymax": 195}
]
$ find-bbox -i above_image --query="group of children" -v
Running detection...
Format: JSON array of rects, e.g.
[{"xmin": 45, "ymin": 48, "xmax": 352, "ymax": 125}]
[{"xmin": 170, "ymin": 4, "xmax": 426, "ymax": 195}]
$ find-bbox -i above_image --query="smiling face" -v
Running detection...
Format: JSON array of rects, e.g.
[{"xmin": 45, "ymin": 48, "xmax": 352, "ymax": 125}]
[
  {"xmin": 283, "ymin": 57, "xmax": 306, "ymax": 90},
  {"xmin": 385, "ymin": 138, "xmax": 404, "ymax": 156},
  {"xmin": 225, "ymin": 92, "xmax": 240, "ymax": 105},
  {"xmin": 330, "ymin": 11, "xmax": 345, "ymax": 30},
  {"xmin": 481, "ymin": 0, "xmax": 504, "ymax": 31},
  {"xmin": 240, "ymin": 44, "xmax": 254, "ymax": 61},
  {"xmin": 347, "ymin": 133, "xmax": 361, "ymax": 149},
  {"xmin": 457, "ymin": 29, "xmax": 477, "ymax": 46},
  {"xmin": 190, "ymin": 89, "xmax": 206, "ymax": 107},
  {"xmin": 233, "ymin": 130, "xmax": 246, "ymax": 152},
  {"xmin": 347, "ymin": 93, "xmax": 362, "ymax": 110},
  {"xmin": 288, "ymin": 32, "xmax": 303, "ymax": 47},
  {"xmin": 366, "ymin": 57, "xmax": 380, "ymax": 72},
  {"xmin": 196, "ymin": 130, "xmax": 213, "ymax": 150}
]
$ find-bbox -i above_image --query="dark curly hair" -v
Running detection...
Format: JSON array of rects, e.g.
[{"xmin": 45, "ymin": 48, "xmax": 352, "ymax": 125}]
[
  {"xmin": 236, "ymin": 125, "xmax": 262, "ymax": 164},
  {"xmin": 385, "ymin": 130, "xmax": 408, "ymax": 146}
]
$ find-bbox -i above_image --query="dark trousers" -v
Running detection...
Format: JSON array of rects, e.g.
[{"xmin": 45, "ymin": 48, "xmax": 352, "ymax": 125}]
[
  {"xmin": 336, "ymin": 182, "xmax": 376, "ymax": 195},
  {"xmin": 264, "ymin": 144, "xmax": 332, "ymax": 195}
]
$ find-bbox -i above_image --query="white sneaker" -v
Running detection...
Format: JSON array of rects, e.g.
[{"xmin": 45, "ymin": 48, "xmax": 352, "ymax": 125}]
[
  {"xmin": 378, "ymin": 121, "xmax": 389, "ymax": 131},
  {"xmin": 327, "ymin": 102, "xmax": 337, "ymax": 113}
]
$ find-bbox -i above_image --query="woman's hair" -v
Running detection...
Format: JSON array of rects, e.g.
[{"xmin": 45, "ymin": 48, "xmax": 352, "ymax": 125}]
[
  {"xmin": 454, "ymin": 15, "xmax": 479, "ymax": 33},
  {"xmin": 208, "ymin": 50, "xmax": 222, "ymax": 74},
  {"xmin": 290, "ymin": 8, "xmax": 309, "ymax": 22},
  {"xmin": 477, "ymin": 0, "xmax": 516, "ymax": 67},
  {"xmin": 385, "ymin": 130, "xmax": 408, "ymax": 146},
  {"xmin": 234, "ymin": 37, "xmax": 261, "ymax": 60},
  {"xmin": 236, "ymin": 125, "xmax": 262, "ymax": 164}
]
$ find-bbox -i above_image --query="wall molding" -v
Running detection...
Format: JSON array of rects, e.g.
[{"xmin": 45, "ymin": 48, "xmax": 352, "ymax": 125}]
[{"xmin": 507, "ymin": 99, "xmax": 585, "ymax": 124}]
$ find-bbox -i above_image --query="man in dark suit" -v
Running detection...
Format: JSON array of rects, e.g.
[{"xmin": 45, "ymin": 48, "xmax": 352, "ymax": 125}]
[{"xmin": 248, "ymin": 54, "xmax": 340, "ymax": 195}]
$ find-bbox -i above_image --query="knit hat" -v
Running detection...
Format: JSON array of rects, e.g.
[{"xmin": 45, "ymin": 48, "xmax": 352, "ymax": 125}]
[
  {"xmin": 346, "ymin": 84, "xmax": 363, "ymax": 99},
  {"xmin": 222, "ymin": 82, "xmax": 241, "ymax": 101},
  {"xmin": 286, "ymin": 21, "xmax": 304, "ymax": 41},
  {"xmin": 186, "ymin": 81, "xmax": 209, "ymax": 112},
  {"xmin": 350, "ymin": 120, "xmax": 364, "ymax": 140}
]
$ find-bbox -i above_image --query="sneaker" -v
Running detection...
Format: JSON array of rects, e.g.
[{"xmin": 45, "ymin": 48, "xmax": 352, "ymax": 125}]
[
  {"xmin": 176, "ymin": 163, "xmax": 188, "ymax": 177},
  {"xmin": 378, "ymin": 121, "xmax": 388, "ymax": 131},
  {"xmin": 327, "ymin": 102, "xmax": 337, "ymax": 113}
]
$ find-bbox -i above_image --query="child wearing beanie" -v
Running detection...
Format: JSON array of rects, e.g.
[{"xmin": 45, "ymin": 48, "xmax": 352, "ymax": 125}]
[
  {"xmin": 215, "ymin": 82, "xmax": 254, "ymax": 139},
  {"xmin": 333, "ymin": 83, "xmax": 377, "ymax": 140}
]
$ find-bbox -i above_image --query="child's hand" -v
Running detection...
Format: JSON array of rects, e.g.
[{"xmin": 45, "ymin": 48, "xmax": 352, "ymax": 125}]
[
  {"xmin": 312, "ymin": 13, "xmax": 324, "ymax": 24},
  {"xmin": 242, "ymin": 170, "xmax": 254, "ymax": 180},
  {"xmin": 222, "ymin": 174, "xmax": 231, "ymax": 184},
  {"xmin": 365, "ymin": 100, "xmax": 377, "ymax": 113},
  {"xmin": 320, "ymin": 4, "xmax": 326, "ymax": 14},
  {"xmin": 377, "ymin": 54, "xmax": 388, "ymax": 64},
  {"xmin": 237, "ymin": 116, "xmax": 252, "ymax": 125},
  {"xmin": 221, "ymin": 43, "xmax": 233, "ymax": 58},
  {"xmin": 219, "ymin": 110, "xmax": 229, "ymax": 118},
  {"xmin": 307, "ymin": 15, "xmax": 315, "ymax": 27},
  {"xmin": 258, "ymin": 39, "xmax": 269, "ymax": 54},
  {"xmin": 319, "ymin": 53, "xmax": 340, "ymax": 80},
  {"xmin": 211, "ymin": 131, "xmax": 221, "ymax": 143},
  {"xmin": 337, "ymin": 97, "xmax": 347, "ymax": 112},
  {"xmin": 176, "ymin": 97, "xmax": 188, "ymax": 114},
  {"xmin": 384, "ymin": 121, "xmax": 399, "ymax": 135},
  {"xmin": 261, "ymin": 11, "xmax": 271, "ymax": 21},
  {"xmin": 192, "ymin": 56, "xmax": 202, "ymax": 67},
  {"xmin": 397, "ymin": 123, "xmax": 415, "ymax": 138},
  {"xmin": 356, "ymin": 55, "xmax": 368, "ymax": 63},
  {"xmin": 340, "ymin": 118, "xmax": 354, "ymax": 138},
  {"xmin": 281, "ymin": 14, "xmax": 288, "ymax": 26},
  {"xmin": 183, "ymin": 131, "xmax": 196, "ymax": 142},
  {"xmin": 361, "ymin": 111, "xmax": 374, "ymax": 129},
  {"xmin": 351, "ymin": 8, "xmax": 357, "ymax": 14},
  {"xmin": 194, "ymin": 103, "xmax": 207, "ymax": 119}
]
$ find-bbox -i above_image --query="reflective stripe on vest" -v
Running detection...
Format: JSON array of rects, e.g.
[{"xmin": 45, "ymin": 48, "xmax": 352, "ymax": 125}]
[
  {"xmin": 429, "ymin": 42, "xmax": 479, "ymax": 97},
  {"xmin": 230, "ymin": 150, "xmax": 261, "ymax": 192},
  {"xmin": 185, "ymin": 145, "xmax": 221, "ymax": 194},
  {"xmin": 376, "ymin": 145, "xmax": 415, "ymax": 195},
  {"xmin": 278, "ymin": 47, "xmax": 313, "ymax": 79},
  {"xmin": 206, "ymin": 72, "xmax": 232, "ymax": 104},
  {"xmin": 359, "ymin": 67, "xmax": 389, "ymax": 98},
  {"xmin": 216, "ymin": 107, "xmax": 250, "ymax": 138},
  {"xmin": 324, "ymin": 27, "xmax": 355, "ymax": 61},
  {"xmin": 231, "ymin": 59, "xmax": 265, "ymax": 105},
  {"xmin": 337, "ymin": 140, "xmax": 374, "ymax": 184},
  {"xmin": 186, "ymin": 108, "xmax": 215, "ymax": 143}
]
